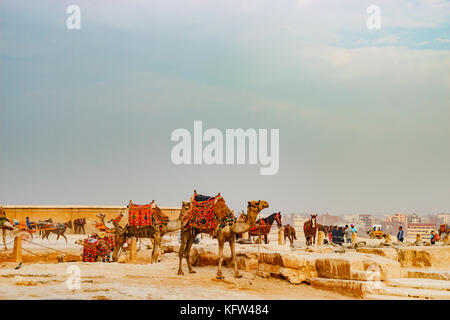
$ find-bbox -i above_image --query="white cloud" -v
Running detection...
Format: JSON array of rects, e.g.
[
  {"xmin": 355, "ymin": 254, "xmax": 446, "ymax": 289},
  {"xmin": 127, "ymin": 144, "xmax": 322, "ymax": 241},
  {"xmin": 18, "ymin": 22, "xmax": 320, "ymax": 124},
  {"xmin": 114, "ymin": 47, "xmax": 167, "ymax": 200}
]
[
  {"xmin": 436, "ymin": 38, "xmax": 450, "ymax": 43},
  {"xmin": 375, "ymin": 35, "xmax": 400, "ymax": 44}
]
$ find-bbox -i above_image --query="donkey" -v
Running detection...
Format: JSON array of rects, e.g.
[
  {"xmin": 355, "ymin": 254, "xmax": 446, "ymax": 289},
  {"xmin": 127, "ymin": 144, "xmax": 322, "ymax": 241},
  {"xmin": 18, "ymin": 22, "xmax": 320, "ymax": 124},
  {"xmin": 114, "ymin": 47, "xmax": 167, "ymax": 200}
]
[{"xmin": 42, "ymin": 221, "xmax": 73, "ymax": 243}]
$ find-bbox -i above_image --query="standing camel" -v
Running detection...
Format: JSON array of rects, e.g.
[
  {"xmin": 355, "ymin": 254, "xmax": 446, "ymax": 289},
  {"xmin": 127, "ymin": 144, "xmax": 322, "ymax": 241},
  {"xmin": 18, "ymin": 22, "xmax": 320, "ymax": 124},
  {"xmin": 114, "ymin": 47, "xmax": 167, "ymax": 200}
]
[
  {"xmin": 303, "ymin": 214, "xmax": 318, "ymax": 246},
  {"xmin": 178, "ymin": 191, "xmax": 269, "ymax": 279},
  {"xmin": 283, "ymin": 224, "xmax": 297, "ymax": 247},
  {"xmin": 110, "ymin": 201, "xmax": 190, "ymax": 263}
]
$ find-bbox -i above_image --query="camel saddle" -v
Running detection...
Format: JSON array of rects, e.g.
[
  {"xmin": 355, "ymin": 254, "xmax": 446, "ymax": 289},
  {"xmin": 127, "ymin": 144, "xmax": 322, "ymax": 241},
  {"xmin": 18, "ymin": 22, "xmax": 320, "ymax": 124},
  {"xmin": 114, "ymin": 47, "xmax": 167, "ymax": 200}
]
[{"xmin": 183, "ymin": 193, "xmax": 232, "ymax": 234}]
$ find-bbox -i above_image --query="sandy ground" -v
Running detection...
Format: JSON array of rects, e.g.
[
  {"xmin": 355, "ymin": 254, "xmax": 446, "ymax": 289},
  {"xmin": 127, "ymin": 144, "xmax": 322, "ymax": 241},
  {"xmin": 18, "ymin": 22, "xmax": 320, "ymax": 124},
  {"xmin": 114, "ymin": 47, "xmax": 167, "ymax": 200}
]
[{"xmin": 0, "ymin": 233, "xmax": 356, "ymax": 300}]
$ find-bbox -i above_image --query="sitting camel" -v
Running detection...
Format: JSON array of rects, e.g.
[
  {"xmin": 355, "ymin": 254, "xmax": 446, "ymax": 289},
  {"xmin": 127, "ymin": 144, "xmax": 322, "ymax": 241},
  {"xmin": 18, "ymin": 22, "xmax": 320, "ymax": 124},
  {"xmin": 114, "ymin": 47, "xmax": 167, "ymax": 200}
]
[{"xmin": 178, "ymin": 191, "xmax": 269, "ymax": 279}]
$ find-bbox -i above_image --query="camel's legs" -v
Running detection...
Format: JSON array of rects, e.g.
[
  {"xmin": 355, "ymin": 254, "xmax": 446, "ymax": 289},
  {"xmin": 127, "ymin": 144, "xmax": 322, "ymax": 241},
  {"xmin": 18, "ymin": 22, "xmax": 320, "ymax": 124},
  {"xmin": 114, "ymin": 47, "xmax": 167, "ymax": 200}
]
[
  {"xmin": 112, "ymin": 239, "xmax": 123, "ymax": 262},
  {"xmin": 3, "ymin": 228, "xmax": 6, "ymax": 250},
  {"xmin": 229, "ymin": 238, "xmax": 241, "ymax": 278},
  {"xmin": 185, "ymin": 234, "xmax": 196, "ymax": 273},
  {"xmin": 216, "ymin": 238, "xmax": 225, "ymax": 279},
  {"xmin": 62, "ymin": 234, "xmax": 68, "ymax": 244},
  {"xmin": 151, "ymin": 233, "xmax": 161, "ymax": 263},
  {"xmin": 177, "ymin": 232, "xmax": 187, "ymax": 275}
]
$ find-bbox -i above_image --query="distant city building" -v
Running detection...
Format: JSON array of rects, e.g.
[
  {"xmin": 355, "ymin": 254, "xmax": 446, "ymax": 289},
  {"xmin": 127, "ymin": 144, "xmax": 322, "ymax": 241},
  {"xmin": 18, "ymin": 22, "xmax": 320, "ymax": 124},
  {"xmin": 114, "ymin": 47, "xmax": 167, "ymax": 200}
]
[
  {"xmin": 437, "ymin": 214, "xmax": 450, "ymax": 226},
  {"xmin": 406, "ymin": 223, "xmax": 435, "ymax": 242},
  {"xmin": 407, "ymin": 213, "xmax": 422, "ymax": 223},
  {"xmin": 317, "ymin": 213, "xmax": 340, "ymax": 226},
  {"xmin": 293, "ymin": 216, "xmax": 309, "ymax": 236},
  {"xmin": 381, "ymin": 221, "xmax": 403, "ymax": 236},
  {"xmin": 387, "ymin": 213, "xmax": 407, "ymax": 224},
  {"xmin": 342, "ymin": 215, "xmax": 359, "ymax": 225},
  {"xmin": 359, "ymin": 214, "xmax": 374, "ymax": 232}
]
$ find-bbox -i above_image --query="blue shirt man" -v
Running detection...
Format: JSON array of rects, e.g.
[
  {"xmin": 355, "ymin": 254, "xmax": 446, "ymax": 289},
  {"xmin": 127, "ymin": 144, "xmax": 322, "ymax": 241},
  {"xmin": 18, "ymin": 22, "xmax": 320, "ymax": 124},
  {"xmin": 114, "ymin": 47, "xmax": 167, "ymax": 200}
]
[
  {"xmin": 397, "ymin": 227, "xmax": 404, "ymax": 242},
  {"xmin": 26, "ymin": 217, "xmax": 31, "ymax": 229}
]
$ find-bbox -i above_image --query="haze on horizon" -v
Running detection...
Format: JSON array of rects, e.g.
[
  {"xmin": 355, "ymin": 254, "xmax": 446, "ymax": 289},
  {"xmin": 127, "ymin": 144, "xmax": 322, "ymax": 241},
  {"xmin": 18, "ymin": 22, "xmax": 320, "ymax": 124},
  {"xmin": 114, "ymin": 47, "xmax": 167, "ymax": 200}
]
[{"xmin": 0, "ymin": 1, "xmax": 449, "ymax": 216}]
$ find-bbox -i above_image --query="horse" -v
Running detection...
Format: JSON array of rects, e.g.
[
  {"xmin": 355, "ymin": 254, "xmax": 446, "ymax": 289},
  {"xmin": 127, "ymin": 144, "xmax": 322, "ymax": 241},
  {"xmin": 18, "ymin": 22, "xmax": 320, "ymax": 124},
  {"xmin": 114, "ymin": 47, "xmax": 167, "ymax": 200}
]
[
  {"xmin": 42, "ymin": 221, "xmax": 73, "ymax": 243},
  {"xmin": 283, "ymin": 224, "xmax": 296, "ymax": 247},
  {"xmin": 248, "ymin": 212, "xmax": 282, "ymax": 244},
  {"xmin": 303, "ymin": 214, "xmax": 318, "ymax": 246},
  {"xmin": 73, "ymin": 218, "xmax": 86, "ymax": 234}
]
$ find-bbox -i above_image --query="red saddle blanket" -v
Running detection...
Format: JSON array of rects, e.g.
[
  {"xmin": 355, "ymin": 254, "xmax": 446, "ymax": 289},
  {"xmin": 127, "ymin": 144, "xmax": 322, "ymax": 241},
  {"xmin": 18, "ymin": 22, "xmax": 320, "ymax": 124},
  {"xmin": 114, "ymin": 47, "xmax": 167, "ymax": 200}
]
[
  {"xmin": 129, "ymin": 203, "xmax": 153, "ymax": 227},
  {"xmin": 183, "ymin": 196, "xmax": 219, "ymax": 232},
  {"xmin": 249, "ymin": 220, "xmax": 271, "ymax": 234},
  {"xmin": 82, "ymin": 235, "xmax": 115, "ymax": 262}
]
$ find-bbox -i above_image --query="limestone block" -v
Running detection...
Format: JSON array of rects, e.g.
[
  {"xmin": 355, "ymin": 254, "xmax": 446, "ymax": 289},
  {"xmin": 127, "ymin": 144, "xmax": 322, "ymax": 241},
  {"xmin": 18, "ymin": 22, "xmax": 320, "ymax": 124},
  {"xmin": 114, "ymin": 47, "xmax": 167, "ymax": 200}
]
[
  {"xmin": 397, "ymin": 246, "xmax": 450, "ymax": 269},
  {"xmin": 356, "ymin": 247, "xmax": 398, "ymax": 261},
  {"xmin": 315, "ymin": 253, "xmax": 401, "ymax": 281}
]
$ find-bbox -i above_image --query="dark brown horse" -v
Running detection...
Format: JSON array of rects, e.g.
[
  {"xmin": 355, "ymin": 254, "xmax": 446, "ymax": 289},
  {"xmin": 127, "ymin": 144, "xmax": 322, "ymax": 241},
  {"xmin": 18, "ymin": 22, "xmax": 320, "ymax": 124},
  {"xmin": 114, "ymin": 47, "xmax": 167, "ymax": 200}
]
[
  {"xmin": 73, "ymin": 218, "xmax": 86, "ymax": 234},
  {"xmin": 303, "ymin": 214, "xmax": 318, "ymax": 246},
  {"xmin": 283, "ymin": 224, "xmax": 296, "ymax": 247},
  {"xmin": 42, "ymin": 221, "xmax": 73, "ymax": 243},
  {"xmin": 248, "ymin": 212, "xmax": 282, "ymax": 244}
]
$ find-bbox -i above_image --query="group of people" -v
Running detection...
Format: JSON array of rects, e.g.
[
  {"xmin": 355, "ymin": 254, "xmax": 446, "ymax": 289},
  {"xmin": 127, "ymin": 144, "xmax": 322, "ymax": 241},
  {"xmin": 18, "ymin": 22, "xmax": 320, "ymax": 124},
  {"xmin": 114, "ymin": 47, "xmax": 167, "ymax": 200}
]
[
  {"xmin": 397, "ymin": 226, "xmax": 441, "ymax": 244},
  {"xmin": 329, "ymin": 224, "xmax": 357, "ymax": 245}
]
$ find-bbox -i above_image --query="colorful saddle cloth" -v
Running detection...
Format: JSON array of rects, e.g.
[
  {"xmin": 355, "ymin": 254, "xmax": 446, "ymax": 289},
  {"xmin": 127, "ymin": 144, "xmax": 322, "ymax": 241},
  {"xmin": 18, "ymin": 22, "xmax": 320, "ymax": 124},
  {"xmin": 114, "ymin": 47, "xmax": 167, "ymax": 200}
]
[
  {"xmin": 82, "ymin": 234, "xmax": 115, "ymax": 262},
  {"xmin": 183, "ymin": 194, "xmax": 220, "ymax": 233},
  {"xmin": 129, "ymin": 203, "xmax": 153, "ymax": 227}
]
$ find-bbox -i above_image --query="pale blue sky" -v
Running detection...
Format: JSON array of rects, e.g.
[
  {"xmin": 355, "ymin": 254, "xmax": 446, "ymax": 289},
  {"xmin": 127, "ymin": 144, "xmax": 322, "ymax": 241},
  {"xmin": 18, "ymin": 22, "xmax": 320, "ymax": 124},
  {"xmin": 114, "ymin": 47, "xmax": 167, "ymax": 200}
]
[{"xmin": 0, "ymin": 0, "xmax": 449, "ymax": 215}]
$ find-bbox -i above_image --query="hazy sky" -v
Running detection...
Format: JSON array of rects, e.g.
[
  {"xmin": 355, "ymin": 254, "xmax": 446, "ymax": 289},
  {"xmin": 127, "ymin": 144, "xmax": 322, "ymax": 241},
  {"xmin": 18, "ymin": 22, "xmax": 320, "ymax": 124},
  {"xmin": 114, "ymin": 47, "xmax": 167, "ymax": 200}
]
[{"xmin": 0, "ymin": 0, "xmax": 449, "ymax": 215}]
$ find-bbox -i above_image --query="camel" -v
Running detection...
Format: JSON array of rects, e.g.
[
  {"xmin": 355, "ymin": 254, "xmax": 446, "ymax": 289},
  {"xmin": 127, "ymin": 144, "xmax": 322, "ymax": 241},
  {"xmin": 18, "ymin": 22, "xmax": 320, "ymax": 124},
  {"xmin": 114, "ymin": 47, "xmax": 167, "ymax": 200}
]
[
  {"xmin": 283, "ymin": 224, "xmax": 296, "ymax": 247},
  {"xmin": 303, "ymin": 214, "xmax": 318, "ymax": 246},
  {"xmin": 96, "ymin": 213, "xmax": 116, "ymax": 231},
  {"xmin": 0, "ymin": 218, "xmax": 17, "ymax": 250},
  {"xmin": 178, "ymin": 191, "xmax": 269, "ymax": 279},
  {"xmin": 110, "ymin": 201, "xmax": 190, "ymax": 263}
]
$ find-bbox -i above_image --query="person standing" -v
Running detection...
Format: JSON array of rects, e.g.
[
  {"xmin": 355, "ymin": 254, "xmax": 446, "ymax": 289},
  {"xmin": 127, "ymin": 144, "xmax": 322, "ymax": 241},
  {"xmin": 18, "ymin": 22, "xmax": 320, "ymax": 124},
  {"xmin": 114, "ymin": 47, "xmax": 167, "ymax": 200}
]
[
  {"xmin": 344, "ymin": 225, "xmax": 352, "ymax": 243},
  {"xmin": 397, "ymin": 226, "xmax": 404, "ymax": 242},
  {"xmin": 431, "ymin": 231, "xmax": 436, "ymax": 245}
]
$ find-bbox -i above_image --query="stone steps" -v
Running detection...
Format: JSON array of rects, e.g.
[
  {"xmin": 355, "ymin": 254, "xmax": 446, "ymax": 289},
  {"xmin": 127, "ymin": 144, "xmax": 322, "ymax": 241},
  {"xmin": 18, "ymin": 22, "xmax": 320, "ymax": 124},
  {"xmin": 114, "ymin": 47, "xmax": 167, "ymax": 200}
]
[
  {"xmin": 386, "ymin": 278, "xmax": 450, "ymax": 291},
  {"xmin": 378, "ymin": 284, "xmax": 450, "ymax": 299},
  {"xmin": 364, "ymin": 294, "xmax": 421, "ymax": 300},
  {"xmin": 402, "ymin": 268, "xmax": 450, "ymax": 280}
]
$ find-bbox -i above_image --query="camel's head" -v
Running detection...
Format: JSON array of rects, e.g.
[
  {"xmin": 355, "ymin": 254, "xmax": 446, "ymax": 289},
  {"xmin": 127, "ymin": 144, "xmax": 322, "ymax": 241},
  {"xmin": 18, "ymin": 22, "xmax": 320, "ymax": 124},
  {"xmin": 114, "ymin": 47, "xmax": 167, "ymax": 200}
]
[
  {"xmin": 247, "ymin": 200, "xmax": 269, "ymax": 211},
  {"xmin": 181, "ymin": 201, "xmax": 191, "ymax": 212},
  {"xmin": 96, "ymin": 213, "xmax": 106, "ymax": 220},
  {"xmin": 2, "ymin": 220, "xmax": 16, "ymax": 231}
]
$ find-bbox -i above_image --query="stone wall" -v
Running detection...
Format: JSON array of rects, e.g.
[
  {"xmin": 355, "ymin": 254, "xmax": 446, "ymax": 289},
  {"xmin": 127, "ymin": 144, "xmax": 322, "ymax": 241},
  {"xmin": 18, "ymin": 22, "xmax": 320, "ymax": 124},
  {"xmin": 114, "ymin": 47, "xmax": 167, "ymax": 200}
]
[{"xmin": 2, "ymin": 206, "xmax": 181, "ymax": 234}]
